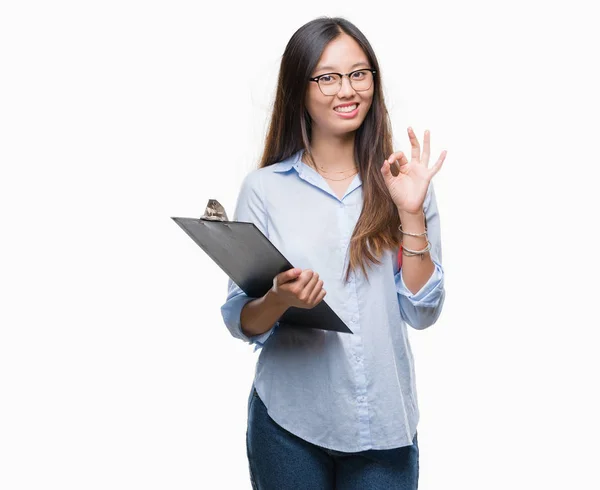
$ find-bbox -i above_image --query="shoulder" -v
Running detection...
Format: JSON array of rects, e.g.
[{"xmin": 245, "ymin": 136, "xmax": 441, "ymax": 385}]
[{"xmin": 241, "ymin": 150, "xmax": 302, "ymax": 190}]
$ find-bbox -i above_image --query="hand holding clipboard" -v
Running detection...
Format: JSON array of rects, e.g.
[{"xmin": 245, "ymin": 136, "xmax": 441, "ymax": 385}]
[{"xmin": 172, "ymin": 199, "xmax": 352, "ymax": 334}]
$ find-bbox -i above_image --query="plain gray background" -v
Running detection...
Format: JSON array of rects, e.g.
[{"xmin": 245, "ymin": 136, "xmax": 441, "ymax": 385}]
[{"xmin": 1, "ymin": 0, "xmax": 598, "ymax": 488}]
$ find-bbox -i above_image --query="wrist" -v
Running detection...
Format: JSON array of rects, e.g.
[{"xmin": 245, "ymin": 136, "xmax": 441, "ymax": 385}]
[
  {"xmin": 398, "ymin": 208, "xmax": 425, "ymax": 229},
  {"xmin": 397, "ymin": 205, "xmax": 423, "ymax": 216},
  {"xmin": 266, "ymin": 288, "xmax": 289, "ymax": 310}
]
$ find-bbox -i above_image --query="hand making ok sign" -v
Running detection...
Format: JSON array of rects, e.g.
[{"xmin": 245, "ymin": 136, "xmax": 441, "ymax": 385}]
[{"xmin": 380, "ymin": 127, "xmax": 447, "ymax": 215}]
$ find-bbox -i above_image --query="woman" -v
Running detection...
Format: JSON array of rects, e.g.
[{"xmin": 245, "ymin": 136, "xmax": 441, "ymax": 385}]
[{"xmin": 220, "ymin": 16, "xmax": 447, "ymax": 490}]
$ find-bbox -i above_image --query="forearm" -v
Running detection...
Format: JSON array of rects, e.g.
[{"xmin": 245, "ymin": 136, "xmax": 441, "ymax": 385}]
[
  {"xmin": 398, "ymin": 207, "xmax": 435, "ymax": 294},
  {"xmin": 240, "ymin": 289, "xmax": 289, "ymax": 337}
]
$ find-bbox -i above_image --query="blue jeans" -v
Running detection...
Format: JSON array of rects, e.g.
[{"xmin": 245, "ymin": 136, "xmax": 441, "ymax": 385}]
[{"xmin": 246, "ymin": 386, "xmax": 419, "ymax": 490}]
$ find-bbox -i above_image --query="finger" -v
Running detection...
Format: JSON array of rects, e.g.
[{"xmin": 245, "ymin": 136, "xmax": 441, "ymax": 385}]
[
  {"xmin": 422, "ymin": 130, "xmax": 431, "ymax": 167},
  {"xmin": 304, "ymin": 272, "xmax": 320, "ymax": 296},
  {"xmin": 407, "ymin": 127, "xmax": 421, "ymax": 163},
  {"xmin": 307, "ymin": 279, "xmax": 324, "ymax": 304},
  {"xmin": 390, "ymin": 152, "xmax": 410, "ymax": 177},
  {"xmin": 294, "ymin": 269, "xmax": 314, "ymax": 290},
  {"xmin": 315, "ymin": 288, "xmax": 327, "ymax": 306},
  {"xmin": 397, "ymin": 153, "xmax": 409, "ymax": 167},
  {"xmin": 428, "ymin": 150, "xmax": 447, "ymax": 178},
  {"xmin": 386, "ymin": 152, "xmax": 409, "ymax": 177},
  {"xmin": 381, "ymin": 159, "xmax": 397, "ymax": 178},
  {"xmin": 386, "ymin": 150, "xmax": 406, "ymax": 164},
  {"xmin": 299, "ymin": 272, "xmax": 319, "ymax": 302},
  {"xmin": 387, "ymin": 152, "xmax": 409, "ymax": 168}
]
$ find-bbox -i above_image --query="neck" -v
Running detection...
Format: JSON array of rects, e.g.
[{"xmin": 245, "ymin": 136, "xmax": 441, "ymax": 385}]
[{"xmin": 305, "ymin": 130, "xmax": 357, "ymax": 172}]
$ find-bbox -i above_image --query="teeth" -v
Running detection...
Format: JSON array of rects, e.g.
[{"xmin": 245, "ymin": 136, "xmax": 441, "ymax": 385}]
[{"xmin": 334, "ymin": 104, "xmax": 358, "ymax": 113}]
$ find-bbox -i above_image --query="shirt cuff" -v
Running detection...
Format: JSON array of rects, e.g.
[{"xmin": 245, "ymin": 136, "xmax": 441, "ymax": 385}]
[
  {"xmin": 220, "ymin": 294, "xmax": 278, "ymax": 348},
  {"xmin": 395, "ymin": 260, "xmax": 444, "ymax": 307}
]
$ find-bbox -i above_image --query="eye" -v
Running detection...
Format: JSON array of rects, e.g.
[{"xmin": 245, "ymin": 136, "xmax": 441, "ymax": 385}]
[
  {"xmin": 318, "ymin": 74, "xmax": 339, "ymax": 85},
  {"xmin": 351, "ymin": 70, "xmax": 367, "ymax": 80}
]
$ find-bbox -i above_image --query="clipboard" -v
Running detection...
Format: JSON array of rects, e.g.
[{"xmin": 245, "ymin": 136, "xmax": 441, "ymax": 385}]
[{"xmin": 171, "ymin": 200, "xmax": 352, "ymax": 334}]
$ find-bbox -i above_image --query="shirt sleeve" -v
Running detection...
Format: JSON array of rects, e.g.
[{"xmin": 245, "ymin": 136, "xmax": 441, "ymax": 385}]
[
  {"xmin": 219, "ymin": 171, "xmax": 279, "ymax": 350},
  {"xmin": 395, "ymin": 182, "xmax": 446, "ymax": 330}
]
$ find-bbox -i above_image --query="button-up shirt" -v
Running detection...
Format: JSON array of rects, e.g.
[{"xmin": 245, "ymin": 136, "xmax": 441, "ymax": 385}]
[{"xmin": 220, "ymin": 149, "xmax": 445, "ymax": 452}]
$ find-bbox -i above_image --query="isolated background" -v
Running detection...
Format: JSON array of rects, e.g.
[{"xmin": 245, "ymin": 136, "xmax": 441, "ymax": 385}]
[{"xmin": 1, "ymin": 0, "xmax": 599, "ymax": 488}]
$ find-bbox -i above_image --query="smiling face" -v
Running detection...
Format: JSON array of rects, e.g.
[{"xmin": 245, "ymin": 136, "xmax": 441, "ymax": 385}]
[{"xmin": 305, "ymin": 33, "xmax": 374, "ymax": 139}]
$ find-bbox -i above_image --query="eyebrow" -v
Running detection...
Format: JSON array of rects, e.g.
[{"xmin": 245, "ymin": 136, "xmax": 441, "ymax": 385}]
[{"xmin": 315, "ymin": 61, "xmax": 370, "ymax": 72}]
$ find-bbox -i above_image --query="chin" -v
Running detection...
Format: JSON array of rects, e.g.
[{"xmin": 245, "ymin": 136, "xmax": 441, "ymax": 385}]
[
  {"xmin": 313, "ymin": 115, "xmax": 366, "ymax": 137},
  {"xmin": 332, "ymin": 119, "xmax": 366, "ymax": 136}
]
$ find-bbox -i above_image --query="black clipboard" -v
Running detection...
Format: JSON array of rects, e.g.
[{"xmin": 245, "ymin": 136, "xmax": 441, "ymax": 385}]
[{"xmin": 172, "ymin": 210, "xmax": 352, "ymax": 335}]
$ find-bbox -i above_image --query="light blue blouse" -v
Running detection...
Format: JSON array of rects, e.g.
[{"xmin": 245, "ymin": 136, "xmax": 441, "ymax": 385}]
[{"xmin": 220, "ymin": 149, "xmax": 445, "ymax": 452}]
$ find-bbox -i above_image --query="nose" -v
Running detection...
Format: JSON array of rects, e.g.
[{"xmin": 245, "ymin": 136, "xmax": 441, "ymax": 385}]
[{"xmin": 337, "ymin": 74, "xmax": 356, "ymax": 97}]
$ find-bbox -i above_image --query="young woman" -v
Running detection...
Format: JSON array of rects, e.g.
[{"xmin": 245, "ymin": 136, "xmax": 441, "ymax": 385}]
[{"xmin": 220, "ymin": 16, "xmax": 447, "ymax": 490}]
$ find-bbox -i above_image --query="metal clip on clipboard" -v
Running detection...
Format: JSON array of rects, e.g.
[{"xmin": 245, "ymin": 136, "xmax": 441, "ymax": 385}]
[{"xmin": 200, "ymin": 199, "xmax": 229, "ymax": 222}]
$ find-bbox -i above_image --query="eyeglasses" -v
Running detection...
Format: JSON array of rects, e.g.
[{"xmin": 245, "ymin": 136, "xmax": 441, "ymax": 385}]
[{"xmin": 308, "ymin": 69, "xmax": 376, "ymax": 96}]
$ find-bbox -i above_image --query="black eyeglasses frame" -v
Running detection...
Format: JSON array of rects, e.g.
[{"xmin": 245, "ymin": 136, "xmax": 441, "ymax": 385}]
[{"xmin": 308, "ymin": 69, "xmax": 377, "ymax": 95}]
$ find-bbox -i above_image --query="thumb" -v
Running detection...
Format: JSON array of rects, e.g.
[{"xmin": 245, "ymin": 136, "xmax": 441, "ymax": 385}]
[
  {"xmin": 278, "ymin": 267, "xmax": 302, "ymax": 285},
  {"xmin": 381, "ymin": 159, "xmax": 393, "ymax": 180}
]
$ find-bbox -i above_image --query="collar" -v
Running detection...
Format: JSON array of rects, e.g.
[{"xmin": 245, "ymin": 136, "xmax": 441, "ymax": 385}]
[{"xmin": 272, "ymin": 150, "xmax": 304, "ymax": 173}]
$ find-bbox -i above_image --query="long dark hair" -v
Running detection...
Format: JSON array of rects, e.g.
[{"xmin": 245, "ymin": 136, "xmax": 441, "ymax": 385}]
[{"xmin": 259, "ymin": 17, "xmax": 398, "ymax": 282}]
